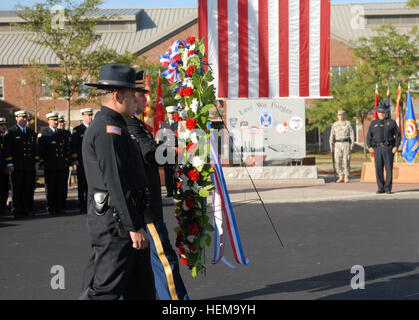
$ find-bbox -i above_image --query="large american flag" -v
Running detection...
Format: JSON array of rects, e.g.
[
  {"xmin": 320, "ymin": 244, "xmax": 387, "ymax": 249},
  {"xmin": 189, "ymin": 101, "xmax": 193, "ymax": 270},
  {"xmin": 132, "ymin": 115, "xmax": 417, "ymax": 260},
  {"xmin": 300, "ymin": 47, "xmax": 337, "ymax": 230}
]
[{"xmin": 198, "ymin": 0, "xmax": 330, "ymax": 99}]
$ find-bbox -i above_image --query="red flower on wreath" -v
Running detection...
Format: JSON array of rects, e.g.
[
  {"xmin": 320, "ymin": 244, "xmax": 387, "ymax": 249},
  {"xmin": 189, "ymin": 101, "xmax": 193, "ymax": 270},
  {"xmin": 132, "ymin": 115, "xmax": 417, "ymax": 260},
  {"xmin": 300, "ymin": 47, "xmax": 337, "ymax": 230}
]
[
  {"xmin": 174, "ymin": 129, "xmax": 178, "ymax": 137},
  {"xmin": 185, "ymin": 197, "xmax": 195, "ymax": 209},
  {"xmin": 174, "ymin": 113, "xmax": 181, "ymax": 122},
  {"xmin": 188, "ymin": 168, "xmax": 201, "ymax": 182},
  {"xmin": 180, "ymin": 256, "xmax": 189, "ymax": 266},
  {"xmin": 186, "ymin": 142, "xmax": 197, "ymax": 155},
  {"xmin": 187, "ymin": 242, "xmax": 196, "ymax": 251},
  {"xmin": 178, "ymin": 245, "xmax": 186, "ymax": 256},
  {"xmin": 186, "ymin": 222, "xmax": 199, "ymax": 235},
  {"xmin": 176, "ymin": 230, "xmax": 183, "ymax": 239},
  {"xmin": 177, "ymin": 181, "xmax": 183, "ymax": 189},
  {"xmin": 186, "ymin": 118, "xmax": 197, "ymax": 130},
  {"xmin": 186, "ymin": 65, "xmax": 196, "ymax": 77},
  {"xmin": 183, "ymin": 87, "xmax": 194, "ymax": 97},
  {"xmin": 186, "ymin": 36, "xmax": 196, "ymax": 44}
]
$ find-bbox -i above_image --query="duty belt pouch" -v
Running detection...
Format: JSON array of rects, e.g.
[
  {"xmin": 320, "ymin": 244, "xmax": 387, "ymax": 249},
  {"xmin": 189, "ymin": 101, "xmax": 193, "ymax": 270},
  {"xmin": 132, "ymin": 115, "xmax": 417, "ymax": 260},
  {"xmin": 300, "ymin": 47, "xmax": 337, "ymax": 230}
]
[
  {"xmin": 93, "ymin": 192, "xmax": 110, "ymax": 216},
  {"xmin": 112, "ymin": 210, "xmax": 130, "ymax": 239}
]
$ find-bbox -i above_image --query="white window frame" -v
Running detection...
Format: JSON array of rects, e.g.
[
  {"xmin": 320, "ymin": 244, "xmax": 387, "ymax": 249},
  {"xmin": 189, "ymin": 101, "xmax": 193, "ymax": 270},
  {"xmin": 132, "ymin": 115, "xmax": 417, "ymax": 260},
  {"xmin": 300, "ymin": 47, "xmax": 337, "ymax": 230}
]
[
  {"xmin": 40, "ymin": 79, "xmax": 54, "ymax": 100},
  {"xmin": 0, "ymin": 76, "xmax": 4, "ymax": 100}
]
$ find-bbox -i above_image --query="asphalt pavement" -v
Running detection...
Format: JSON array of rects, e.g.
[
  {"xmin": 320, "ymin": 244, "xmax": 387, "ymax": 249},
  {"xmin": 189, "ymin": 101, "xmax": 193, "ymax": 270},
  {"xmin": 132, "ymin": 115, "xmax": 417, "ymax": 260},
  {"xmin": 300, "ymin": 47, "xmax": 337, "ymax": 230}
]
[{"xmin": 1, "ymin": 176, "xmax": 419, "ymax": 300}]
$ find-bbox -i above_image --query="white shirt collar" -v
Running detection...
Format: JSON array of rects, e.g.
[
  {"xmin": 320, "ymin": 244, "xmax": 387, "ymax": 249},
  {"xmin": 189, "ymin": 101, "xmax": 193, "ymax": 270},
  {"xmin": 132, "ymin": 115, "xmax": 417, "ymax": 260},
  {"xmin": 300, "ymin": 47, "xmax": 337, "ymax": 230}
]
[
  {"xmin": 83, "ymin": 122, "xmax": 89, "ymax": 128},
  {"xmin": 17, "ymin": 124, "xmax": 26, "ymax": 132}
]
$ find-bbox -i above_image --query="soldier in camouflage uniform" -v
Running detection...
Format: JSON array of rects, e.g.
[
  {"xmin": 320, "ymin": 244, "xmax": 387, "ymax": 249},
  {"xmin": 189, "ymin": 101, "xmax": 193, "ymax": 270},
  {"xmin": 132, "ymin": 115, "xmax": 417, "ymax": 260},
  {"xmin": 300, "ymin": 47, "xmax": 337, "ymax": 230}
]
[{"xmin": 329, "ymin": 110, "xmax": 354, "ymax": 183}]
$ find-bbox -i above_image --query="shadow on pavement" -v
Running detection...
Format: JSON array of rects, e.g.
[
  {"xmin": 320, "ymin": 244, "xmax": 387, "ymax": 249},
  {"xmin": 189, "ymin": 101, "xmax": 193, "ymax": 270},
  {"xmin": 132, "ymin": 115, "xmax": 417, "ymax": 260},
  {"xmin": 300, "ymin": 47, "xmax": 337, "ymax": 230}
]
[{"xmin": 208, "ymin": 262, "xmax": 419, "ymax": 300}]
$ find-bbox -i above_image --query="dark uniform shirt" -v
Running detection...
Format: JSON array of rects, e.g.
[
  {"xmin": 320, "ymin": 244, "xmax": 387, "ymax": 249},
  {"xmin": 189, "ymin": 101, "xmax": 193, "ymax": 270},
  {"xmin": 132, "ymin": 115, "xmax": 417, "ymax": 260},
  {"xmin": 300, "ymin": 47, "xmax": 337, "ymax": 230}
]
[
  {"xmin": 0, "ymin": 133, "xmax": 6, "ymax": 171},
  {"xmin": 3, "ymin": 125, "xmax": 39, "ymax": 170},
  {"xmin": 367, "ymin": 118, "xmax": 401, "ymax": 148},
  {"xmin": 38, "ymin": 127, "xmax": 71, "ymax": 169},
  {"xmin": 158, "ymin": 120, "xmax": 178, "ymax": 147},
  {"xmin": 126, "ymin": 115, "xmax": 163, "ymax": 223},
  {"xmin": 71, "ymin": 123, "xmax": 87, "ymax": 164},
  {"xmin": 82, "ymin": 106, "xmax": 145, "ymax": 232}
]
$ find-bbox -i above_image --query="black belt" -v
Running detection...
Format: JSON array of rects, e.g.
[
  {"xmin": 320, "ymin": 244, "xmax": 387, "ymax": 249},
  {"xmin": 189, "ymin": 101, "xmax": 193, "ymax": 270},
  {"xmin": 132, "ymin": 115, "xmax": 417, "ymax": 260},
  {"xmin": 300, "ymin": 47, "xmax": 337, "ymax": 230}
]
[
  {"xmin": 373, "ymin": 141, "xmax": 393, "ymax": 147},
  {"xmin": 335, "ymin": 139, "xmax": 350, "ymax": 143}
]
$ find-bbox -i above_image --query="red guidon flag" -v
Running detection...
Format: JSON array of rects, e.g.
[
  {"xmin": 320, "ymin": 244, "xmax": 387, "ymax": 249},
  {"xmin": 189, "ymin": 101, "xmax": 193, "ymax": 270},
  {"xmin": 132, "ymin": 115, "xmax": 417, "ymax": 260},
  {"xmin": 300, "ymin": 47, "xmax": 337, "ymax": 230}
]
[
  {"xmin": 395, "ymin": 83, "xmax": 402, "ymax": 135},
  {"xmin": 143, "ymin": 71, "xmax": 154, "ymax": 133},
  {"xmin": 198, "ymin": 0, "xmax": 330, "ymax": 99},
  {"xmin": 154, "ymin": 74, "xmax": 165, "ymax": 139},
  {"xmin": 374, "ymin": 83, "xmax": 379, "ymax": 120}
]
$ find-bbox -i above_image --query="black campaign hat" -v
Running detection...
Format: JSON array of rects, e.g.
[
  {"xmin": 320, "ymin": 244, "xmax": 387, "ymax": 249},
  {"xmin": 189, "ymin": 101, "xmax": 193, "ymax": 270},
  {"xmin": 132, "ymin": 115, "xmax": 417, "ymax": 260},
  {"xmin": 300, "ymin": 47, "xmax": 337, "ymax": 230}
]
[
  {"xmin": 375, "ymin": 102, "xmax": 389, "ymax": 113},
  {"xmin": 84, "ymin": 64, "xmax": 136, "ymax": 90},
  {"xmin": 135, "ymin": 70, "xmax": 150, "ymax": 93}
]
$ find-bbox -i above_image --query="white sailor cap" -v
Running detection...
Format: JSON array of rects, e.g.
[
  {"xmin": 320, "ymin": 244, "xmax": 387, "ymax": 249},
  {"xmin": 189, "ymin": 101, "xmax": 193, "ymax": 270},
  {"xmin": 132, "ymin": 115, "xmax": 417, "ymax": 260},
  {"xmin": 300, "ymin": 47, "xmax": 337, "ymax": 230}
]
[
  {"xmin": 58, "ymin": 114, "xmax": 65, "ymax": 122},
  {"xmin": 80, "ymin": 108, "xmax": 94, "ymax": 115},
  {"xmin": 15, "ymin": 110, "xmax": 29, "ymax": 117},
  {"xmin": 0, "ymin": 117, "xmax": 7, "ymax": 124},
  {"xmin": 166, "ymin": 106, "xmax": 177, "ymax": 113},
  {"xmin": 46, "ymin": 112, "xmax": 59, "ymax": 120}
]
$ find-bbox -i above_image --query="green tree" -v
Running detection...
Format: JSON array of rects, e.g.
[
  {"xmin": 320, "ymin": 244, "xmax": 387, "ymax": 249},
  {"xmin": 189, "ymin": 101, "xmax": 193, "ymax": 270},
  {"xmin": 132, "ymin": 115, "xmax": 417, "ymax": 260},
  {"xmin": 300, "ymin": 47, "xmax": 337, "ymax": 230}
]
[
  {"xmin": 15, "ymin": 0, "xmax": 136, "ymax": 129},
  {"xmin": 307, "ymin": 24, "xmax": 419, "ymax": 156}
]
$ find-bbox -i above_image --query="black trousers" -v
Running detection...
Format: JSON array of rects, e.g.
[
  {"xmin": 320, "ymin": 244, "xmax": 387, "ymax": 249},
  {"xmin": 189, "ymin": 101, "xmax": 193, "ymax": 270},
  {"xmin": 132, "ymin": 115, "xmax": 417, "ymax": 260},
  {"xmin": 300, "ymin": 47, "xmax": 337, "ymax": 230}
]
[
  {"xmin": 80, "ymin": 205, "xmax": 152, "ymax": 300},
  {"xmin": 45, "ymin": 169, "xmax": 67, "ymax": 212},
  {"xmin": 0, "ymin": 170, "xmax": 9, "ymax": 210},
  {"xmin": 164, "ymin": 165, "xmax": 176, "ymax": 196},
  {"xmin": 76, "ymin": 164, "xmax": 88, "ymax": 211},
  {"xmin": 374, "ymin": 146, "xmax": 395, "ymax": 192},
  {"xmin": 11, "ymin": 169, "xmax": 36, "ymax": 214}
]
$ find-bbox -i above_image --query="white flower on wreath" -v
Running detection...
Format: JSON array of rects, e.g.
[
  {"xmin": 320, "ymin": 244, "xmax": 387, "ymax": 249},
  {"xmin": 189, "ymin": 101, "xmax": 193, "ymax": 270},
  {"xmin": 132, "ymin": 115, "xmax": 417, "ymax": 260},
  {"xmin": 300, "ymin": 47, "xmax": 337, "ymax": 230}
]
[
  {"xmin": 190, "ymin": 98, "xmax": 199, "ymax": 114},
  {"xmin": 191, "ymin": 156, "xmax": 204, "ymax": 170},
  {"xmin": 179, "ymin": 107, "xmax": 188, "ymax": 119},
  {"xmin": 182, "ymin": 129, "xmax": 191, "ymax": 140},
  {"xmin": 190, "ymin": 131, "xmax": 198, "ymax": 144},
  {"xmin": 184, "ymin": 78, "xmax": 193, "ymax": 89}
]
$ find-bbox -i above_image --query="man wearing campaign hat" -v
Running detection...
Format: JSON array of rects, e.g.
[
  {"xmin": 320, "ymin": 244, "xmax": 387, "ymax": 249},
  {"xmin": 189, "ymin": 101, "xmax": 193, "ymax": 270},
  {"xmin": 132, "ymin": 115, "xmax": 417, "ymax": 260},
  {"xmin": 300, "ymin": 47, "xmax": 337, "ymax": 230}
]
[
  {"xmin": 0, "ymin": 117, "xmax": 9, "ymax": 214},
  {"xmin": 38, "ymin": 112, "xmax": 71, "ymax": 215},
  {"xmin": 157, "ymin": 106, "xmax": 178, "ymax": 197},
  {"xmin": 329, "ymin": 110, "xmax": 355, "ymax": 183},
  {"xmin": 71, "ymin": 108, "xmax": 94, "ymax": 213},
  {"xmin": 367, "ymin": 103, "xmax": 401, "ymax": 194},
  {"xmin": 79, "ymin": 64, "xmax": 149, "ymax": 300},
  {"xmin": 123, "ymin": 71, "xmax": 189, "ymax": 300},
  {"xmin": 3, "ymin": 110, "xmax": 39, "ymax": 218}
]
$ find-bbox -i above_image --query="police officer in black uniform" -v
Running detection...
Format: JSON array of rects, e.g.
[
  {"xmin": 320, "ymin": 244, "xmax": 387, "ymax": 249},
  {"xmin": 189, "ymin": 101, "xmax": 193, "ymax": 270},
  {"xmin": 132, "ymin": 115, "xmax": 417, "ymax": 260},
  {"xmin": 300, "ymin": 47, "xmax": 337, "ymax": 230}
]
[
  {"xmin": 0, "ymin": 117, "xmax": 9, "ymax": 214},
  {"xmin": 38, "ymin": 112, "xmax": 71, "ymax": 215},
  {"xmin": 71, "ymin": 108, "xmax": 94, "ymax": 213},
  {"xmin": 3, "ymin": 110, "xmax": 39, "ymax": 218},
  {"xmin": 79, "ymin": 64, "xmax": 149, "ymax": 300},
  {"xmin": 367, "ymin": 103, "xmax": 401, "ymax": 194},
  {"xmin": 157, "ymin": 106, "xmax": 178, "ymax": 197},
  {"xmin": 124, "ymin": 71, "xmax": 189, "ymax": 300},
  {"xmin": 57, "ymin": 114, "xmax": 72, "ymax": 209}
]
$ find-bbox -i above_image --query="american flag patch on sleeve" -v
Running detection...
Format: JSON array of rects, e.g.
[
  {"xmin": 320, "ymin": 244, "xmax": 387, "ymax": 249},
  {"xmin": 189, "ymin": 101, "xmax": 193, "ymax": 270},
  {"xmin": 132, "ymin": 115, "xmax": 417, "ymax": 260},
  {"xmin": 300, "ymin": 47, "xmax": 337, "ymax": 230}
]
[{"xmin": 106, "ymin": 125, "xmax": 121, "ymax": 136}]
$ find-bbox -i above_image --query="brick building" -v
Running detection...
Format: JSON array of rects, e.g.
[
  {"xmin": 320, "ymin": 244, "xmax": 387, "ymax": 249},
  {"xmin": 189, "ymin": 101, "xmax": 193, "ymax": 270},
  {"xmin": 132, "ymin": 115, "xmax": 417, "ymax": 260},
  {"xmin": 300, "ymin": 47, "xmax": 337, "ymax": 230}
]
[{"xmin": 0, "ymin": 3, "xmax": 418, "ymax": 139}]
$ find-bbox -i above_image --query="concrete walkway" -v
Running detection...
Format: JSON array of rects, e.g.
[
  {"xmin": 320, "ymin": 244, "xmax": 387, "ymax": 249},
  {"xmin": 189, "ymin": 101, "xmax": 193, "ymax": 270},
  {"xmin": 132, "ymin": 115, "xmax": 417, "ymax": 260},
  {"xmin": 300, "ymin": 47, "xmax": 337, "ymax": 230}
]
[{"xmin": 223, "ymin": 175, "xmax": 419, "ymax": 204}]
